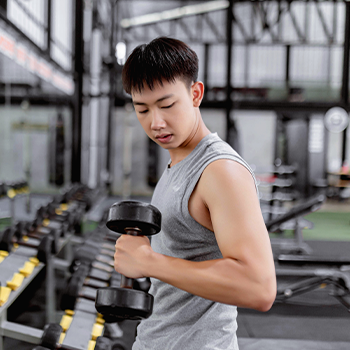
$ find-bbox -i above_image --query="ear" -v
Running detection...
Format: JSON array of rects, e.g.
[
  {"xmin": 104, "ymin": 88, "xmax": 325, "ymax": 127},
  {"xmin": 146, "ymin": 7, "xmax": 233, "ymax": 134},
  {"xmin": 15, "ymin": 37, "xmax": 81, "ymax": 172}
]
[{"xmin": 191, "ymin": 81, "xmax": 204, "ymax": 107}]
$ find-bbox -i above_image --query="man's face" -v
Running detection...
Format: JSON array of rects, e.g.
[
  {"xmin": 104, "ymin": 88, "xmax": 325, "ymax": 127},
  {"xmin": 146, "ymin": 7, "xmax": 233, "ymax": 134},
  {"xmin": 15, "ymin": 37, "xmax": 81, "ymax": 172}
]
[{"xmin": 131, "ymin": 79, "xmax": 202, "ymax": 150}]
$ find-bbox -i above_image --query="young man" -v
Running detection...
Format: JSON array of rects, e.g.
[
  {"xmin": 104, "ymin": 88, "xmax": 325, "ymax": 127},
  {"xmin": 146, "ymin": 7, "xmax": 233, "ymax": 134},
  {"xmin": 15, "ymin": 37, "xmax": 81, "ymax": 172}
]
[{"xmin": 114, "ymin": 37, "xmax": 276, "ymax": 350}]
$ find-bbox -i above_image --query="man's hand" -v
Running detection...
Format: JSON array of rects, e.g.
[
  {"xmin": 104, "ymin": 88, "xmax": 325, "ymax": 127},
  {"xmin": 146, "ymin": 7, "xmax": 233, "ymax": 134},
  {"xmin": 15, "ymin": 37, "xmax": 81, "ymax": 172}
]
[{"xmin": 114, "ymin": 235, "xmax": 153, "ymax": 279}]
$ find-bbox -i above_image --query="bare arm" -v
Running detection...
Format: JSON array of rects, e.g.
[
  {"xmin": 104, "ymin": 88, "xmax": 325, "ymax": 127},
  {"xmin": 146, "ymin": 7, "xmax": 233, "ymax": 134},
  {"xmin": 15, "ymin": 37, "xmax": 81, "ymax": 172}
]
[{"xmin": 114, "ymin": 160, "xmax": 276, "ymax": 311}]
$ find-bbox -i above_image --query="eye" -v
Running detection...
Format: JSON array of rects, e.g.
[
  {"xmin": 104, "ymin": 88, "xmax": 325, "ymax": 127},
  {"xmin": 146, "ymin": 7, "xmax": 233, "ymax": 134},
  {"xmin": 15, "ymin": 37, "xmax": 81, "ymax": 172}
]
[
  {"xmin": 138, "ymin": 109, "xmax": 148, "ymax": 114},
  {"xmin": 162, "ymin": 103, "xmax": 174, "ymax": 109}
]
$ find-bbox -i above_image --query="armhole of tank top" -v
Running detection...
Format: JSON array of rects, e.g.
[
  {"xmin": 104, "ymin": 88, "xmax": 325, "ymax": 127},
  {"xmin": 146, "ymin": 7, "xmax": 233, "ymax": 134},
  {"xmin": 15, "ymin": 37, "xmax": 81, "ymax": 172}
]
[{"xmin": 183, "ymin": 155, "xmax": 259, "ymax": 218}]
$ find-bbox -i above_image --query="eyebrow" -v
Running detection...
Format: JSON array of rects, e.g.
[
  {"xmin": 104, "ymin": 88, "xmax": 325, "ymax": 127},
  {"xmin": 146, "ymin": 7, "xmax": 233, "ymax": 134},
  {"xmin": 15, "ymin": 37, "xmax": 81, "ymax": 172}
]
[{"xmin": 133, "ymin": 94, "xmax": 174, "ymax": 106}]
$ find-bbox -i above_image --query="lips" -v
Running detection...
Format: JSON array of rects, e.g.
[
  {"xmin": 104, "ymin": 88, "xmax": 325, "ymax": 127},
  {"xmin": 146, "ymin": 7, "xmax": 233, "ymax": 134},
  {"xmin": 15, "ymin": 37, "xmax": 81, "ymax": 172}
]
[{"xmin": 155, "ymin": 133, "xmax": 173, "ymax": 144}]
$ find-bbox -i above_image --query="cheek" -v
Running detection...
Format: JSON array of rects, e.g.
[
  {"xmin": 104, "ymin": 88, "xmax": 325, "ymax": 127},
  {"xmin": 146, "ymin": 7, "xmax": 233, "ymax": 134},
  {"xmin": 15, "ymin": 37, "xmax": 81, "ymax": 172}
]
[{"xmin": 137, "ymin": 116, "xmax": 149, "ymax": 129}]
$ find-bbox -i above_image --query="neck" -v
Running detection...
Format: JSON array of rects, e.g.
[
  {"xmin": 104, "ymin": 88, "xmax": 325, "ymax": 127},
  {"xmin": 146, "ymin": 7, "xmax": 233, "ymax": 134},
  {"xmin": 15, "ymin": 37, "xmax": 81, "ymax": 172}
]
[{"xmin": 168, "ymin": 113, "xmax": 210, "ymax": 167}]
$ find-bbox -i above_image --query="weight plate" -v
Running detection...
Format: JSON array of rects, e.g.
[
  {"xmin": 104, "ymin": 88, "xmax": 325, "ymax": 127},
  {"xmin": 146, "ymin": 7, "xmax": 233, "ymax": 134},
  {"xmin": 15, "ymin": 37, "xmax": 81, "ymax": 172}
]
[
  {"xmin": 95, "ymin": 336, "xmax": 112, "ymax": 350},
  {"xmin": 324, "ymin": 107, "xmax": 349, "ymax": 133},
  {"xmin": 37, "ymin": 235, "xmax": 53, "ymax": 263},
  {"xmin": 14, "ymin": 222, "xmax": 25, "ymax": 241},
  {"xmin": 95, "ymin": 287, "xmax": 154, "ymax": 322},
  {"xmin": 41, "ymin": 323, "xmax": 62, "ymax": 349},
  {"xmin": 106, "ymin": 201, "xmax": 161, "ymax": 235},
  {"xmin": 60, "ymin": 264, "xmax": 90, "ymax": 310},
  {"xmin": 0, "ymin": 228, "xmax": 14, "ymax": 252}
]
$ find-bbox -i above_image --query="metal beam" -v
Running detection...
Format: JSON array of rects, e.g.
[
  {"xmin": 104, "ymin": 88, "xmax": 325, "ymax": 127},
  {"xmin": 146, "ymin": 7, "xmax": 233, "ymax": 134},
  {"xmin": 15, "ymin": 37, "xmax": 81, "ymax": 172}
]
[
  {"xmin": 315, "ymin": 1, "xmax": 332, "ymax": 43},
  {"xmin": 106, "ymin": 0, "xmax": 118, "ymax": 192},
  {"xmin": 201, "ymin": 99, "xmax": 350, "ymax": 113},
  {"xmin": 0, "ymin": 94, "xmax": 73, "ymax": 105},
  {"xmin": 46, "ymin": 0, "xmax": 52, "ymax": 55},
  {"xmin": 0, "ymin": 13, "xmax": 71, "ymax": 74},
  {"xmin": 341, "ymin": 2, "xmax": 350, "ymax": 163},
  {"xmin": 288, "ymin": 2, "xmax": 306, "ymax": 42},
  {"xmin": 71, "ymin": 0, "xmax": 84, "ymax": 183},
  {"xmin": 204, "ymin": 43, "xmax": 210, "ymax": 89},
  {"xmin": 120, "ymin": 1, "xmax": 229, "ymax": 28},
  {"xmin": 225, "ymin": 0, "xmax": 233, "ymax": 144}
]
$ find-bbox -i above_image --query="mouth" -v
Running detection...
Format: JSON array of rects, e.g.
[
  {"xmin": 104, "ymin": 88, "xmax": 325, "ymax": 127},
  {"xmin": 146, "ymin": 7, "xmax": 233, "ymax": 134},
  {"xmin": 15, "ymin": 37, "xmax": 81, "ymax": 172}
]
[{"xmin": 155, "ymin": 134, "xmax": 173, "ymax": 144}]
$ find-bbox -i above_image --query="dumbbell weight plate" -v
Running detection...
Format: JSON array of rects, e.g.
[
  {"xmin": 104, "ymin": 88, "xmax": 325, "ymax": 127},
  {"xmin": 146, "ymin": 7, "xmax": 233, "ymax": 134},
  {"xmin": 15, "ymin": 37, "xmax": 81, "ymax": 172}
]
[
  {"xmin": 95, "ymin": 336, "xmax": 112, "ymax": 350},
  {"xmin": 60, "ymin": 264, "xmax": 90, "ymax": 310},
  {"xmin": 0, "ymin": 228, "xmax": 17, "ymax": 251},
  {"xmin": 0, "ymin": 227, "xmax": 53, "ymax": 263},
  {"xmin": 41, "ymin": 323, "xmax": 62, "ymax": 349},
  {"xmin": 95, "ymin": 287, "xmax": 154, "ymax": 322},
  {"xmin": 35, "ymin": 235, "xmax": 55, "ymax": 263},
  {"xmin": 106, "ymin": 201, "xmax": 161, "ymax": 235}
]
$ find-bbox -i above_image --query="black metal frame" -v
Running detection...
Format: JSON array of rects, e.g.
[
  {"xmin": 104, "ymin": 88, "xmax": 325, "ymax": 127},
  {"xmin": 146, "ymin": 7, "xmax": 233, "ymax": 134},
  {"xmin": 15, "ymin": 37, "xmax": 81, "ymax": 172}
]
[
  {"xmin": 341, "ymin": 1, "xmax": 350, "ymax": 162},
  {"xmin": 0, "ymin": 2, "xmax": 72, "ymax": 74},
  {"xmin": 116, "ymin": 0, "xmax": 350, "ymax": 162},
  {"xmin": 119, "ymin": 1, "xmax": 342, "ymax": 46},
  {"xmin": 71, "ymin": 0, "xmax": 84, "ymax": 183}
]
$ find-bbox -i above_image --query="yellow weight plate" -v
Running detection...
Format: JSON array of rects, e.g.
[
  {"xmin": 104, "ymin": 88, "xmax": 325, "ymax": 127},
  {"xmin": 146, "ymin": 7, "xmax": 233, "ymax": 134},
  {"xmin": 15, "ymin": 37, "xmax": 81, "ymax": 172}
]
[
  {"xmin": 7, "ymin": 273, "xmax": 25, "ymax": 291},
  {"xmin": 0, "ymin": 286, "xmax": 12, "ymax": 306}
]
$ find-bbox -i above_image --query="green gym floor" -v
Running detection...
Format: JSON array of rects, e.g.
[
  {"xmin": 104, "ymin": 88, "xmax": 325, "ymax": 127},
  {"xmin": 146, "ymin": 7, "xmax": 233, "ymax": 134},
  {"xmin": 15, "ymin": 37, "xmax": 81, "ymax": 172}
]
[{"xmin": 1, "ymin": 195, "xmax": 350, "ymax": 350}]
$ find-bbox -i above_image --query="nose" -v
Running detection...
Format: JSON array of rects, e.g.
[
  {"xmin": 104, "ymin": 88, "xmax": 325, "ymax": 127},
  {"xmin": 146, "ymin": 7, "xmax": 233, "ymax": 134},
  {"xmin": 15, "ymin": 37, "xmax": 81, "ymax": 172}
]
[{"xmin": 150, "ymin": 110, "xmax": 166, "ymax": 130}]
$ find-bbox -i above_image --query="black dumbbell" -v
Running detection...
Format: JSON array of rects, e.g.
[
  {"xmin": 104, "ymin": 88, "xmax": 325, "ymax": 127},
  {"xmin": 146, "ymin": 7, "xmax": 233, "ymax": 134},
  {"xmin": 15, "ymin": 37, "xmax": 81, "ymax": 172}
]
[
  {"xmin": 69, "ymin": 237, "xmax": 116, "ymax": 274},
  {"xmin": 18, "ymin": 221, "xmax": 60, "ymax": 254},
  {"xmin": 95, "ymin": 201, "xmax": 161, "ymax": 323},
  {"xmin": 35, "ymin": 323, "xmax": 116, "ymax": 350},
  {"xmin": 0, "ymin": 226, "xmax": 55, "ymax": 263},
  {"xmin": 34, "ymin": 206, "xmax": 69, "ymax": 237},
  {"xmin": 60, "ymin": 263, "xmax": 110, "ymax": 311}
]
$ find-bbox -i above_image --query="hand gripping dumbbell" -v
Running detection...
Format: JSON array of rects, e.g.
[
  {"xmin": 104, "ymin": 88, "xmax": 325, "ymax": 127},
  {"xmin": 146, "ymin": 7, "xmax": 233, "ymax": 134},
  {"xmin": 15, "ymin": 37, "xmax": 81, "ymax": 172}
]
[{"xmin": 95, "ymin": 201, "xmax": 161, "ymax": 322}]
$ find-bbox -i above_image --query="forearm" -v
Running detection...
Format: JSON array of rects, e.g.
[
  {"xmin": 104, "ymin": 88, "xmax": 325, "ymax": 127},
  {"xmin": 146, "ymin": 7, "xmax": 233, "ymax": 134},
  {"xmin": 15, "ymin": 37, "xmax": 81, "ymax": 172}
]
[{"xmin": 145, "ymin": 252, "xmax": 276, "ymax": 311}]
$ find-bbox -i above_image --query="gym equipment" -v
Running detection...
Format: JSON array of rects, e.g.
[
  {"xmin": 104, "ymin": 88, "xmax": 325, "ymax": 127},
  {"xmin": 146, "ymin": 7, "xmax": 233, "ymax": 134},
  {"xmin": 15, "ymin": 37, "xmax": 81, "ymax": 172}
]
[
  {"xmin": 266, "ymin": 194, "xmax": 325, "ymax": 232},
  {"xmin": 0, "ymin": 226, "xmax": 55, "ymax": 263},
  {"xmin": 276, "ymin": 266, "xmax": 350, "ymax": 311},
  {"xmin": 69, "ymin": 237, "xmax": 115, "ymax": 274},
  {"xmin": 48, "ymin": 112, "xmax": 65, "ymax": 186},
  {"xmin": 59, "ymin": 228, "xmax": 122, "ymax": 311},
  {"xmin": 266, "ymin": 194, "xmax": 326, "ymax": 255},
  {"xmin": 41, "ymin": 323, "xmax": 63, "ymax": 349},
  {"xmin": 0, "ymin": 181, "xmax": 29, "ymax": 200},
  {"xmin": 34, "ymin": 206, "xmax": 70, "ymax": 238},
  {"xmin": 0, "ymin": 185, "xmax": 105, "ymax": 350},
  {"xmin": 17, "ymin": 221, "xmax": 60, "ymax": 253},
  {"xmin": 33, "ymin": 322, "xmax": 113, "ymax": 350},
  {"xmin": 0, "ymin": 249, "xmax": 45, "ymax": 348},
  {"xmin": 0, "ymin": 181, "xmax": 30, "ymax": 225},
  {"xmin": 266, "ymin": 194, "xmax": 350, "ymax": 310},
  {"xmin": 35, "ymin": 203, "xmax": 79, "ymax": 235},
  {"xmin": 95, "ymin": 201, "xmax": 161, "ymax": 322},
  {"xmin": 258, "ymin": 163, "xmax": 299, "ymax": 221},
  {"xmin": 60, "ymin": 264, "xmax": 111, "ymax": 311}
]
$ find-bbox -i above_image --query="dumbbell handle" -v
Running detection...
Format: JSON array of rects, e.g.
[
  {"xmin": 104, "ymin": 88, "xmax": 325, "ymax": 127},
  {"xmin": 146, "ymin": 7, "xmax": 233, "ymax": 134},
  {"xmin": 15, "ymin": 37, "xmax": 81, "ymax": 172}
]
[
  {"xmin": 14, "ymin": 239, "xmax": 39, "ymax": 250},
  {"xmin": 120, "ymin": 228, "xmax": 141, "ymax": 289}
]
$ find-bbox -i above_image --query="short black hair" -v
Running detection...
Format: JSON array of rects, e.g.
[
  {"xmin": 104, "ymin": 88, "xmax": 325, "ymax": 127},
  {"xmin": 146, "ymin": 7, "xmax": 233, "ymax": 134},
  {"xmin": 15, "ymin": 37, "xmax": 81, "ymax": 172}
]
[{"xmin": 122, "ymin": 37, "xmax": 198, "ymax": 94}]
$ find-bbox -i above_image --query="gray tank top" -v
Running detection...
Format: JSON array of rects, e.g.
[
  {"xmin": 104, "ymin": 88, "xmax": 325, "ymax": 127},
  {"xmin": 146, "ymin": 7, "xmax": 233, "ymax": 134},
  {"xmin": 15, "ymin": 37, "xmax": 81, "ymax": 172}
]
[{"xmin": 132, "ymin": 133, "xmax": 257, "ymax": 350}]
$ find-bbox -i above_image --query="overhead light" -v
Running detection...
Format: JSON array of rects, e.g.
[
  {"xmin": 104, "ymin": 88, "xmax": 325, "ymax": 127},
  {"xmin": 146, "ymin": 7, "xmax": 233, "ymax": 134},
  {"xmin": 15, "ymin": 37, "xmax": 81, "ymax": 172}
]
[
  {"xmin": 121, "ymin": 1, "xmax": 229, "ymax": 28},
  {"xmin": 115, "ymin": 42, "xmax": 126, "ymax": 65}
]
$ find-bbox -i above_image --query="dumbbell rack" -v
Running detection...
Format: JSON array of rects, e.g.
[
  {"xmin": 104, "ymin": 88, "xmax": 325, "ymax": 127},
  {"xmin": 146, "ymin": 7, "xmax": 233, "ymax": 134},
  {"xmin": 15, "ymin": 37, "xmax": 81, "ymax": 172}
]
[
  {"xmin": 0, "ymin": 237, "xmax": 76, "ymax": 349},
  {"xmin": 0, "ymin": 184, "xmax": 113, "ymax": 350},
  {"xmin": 0, "ymin": 249, "xmax": 45, "ymax": 349},
  {"xmin": 58, "ymin": 299, "xmax": 105, "ymax": 349},
  {"xmin": 0, "ymin": 181, "xmax": 30, "ymax": 225},
  {"xmin": 0, "ymin": 184, "xmax": 98, "ymax": 349}
]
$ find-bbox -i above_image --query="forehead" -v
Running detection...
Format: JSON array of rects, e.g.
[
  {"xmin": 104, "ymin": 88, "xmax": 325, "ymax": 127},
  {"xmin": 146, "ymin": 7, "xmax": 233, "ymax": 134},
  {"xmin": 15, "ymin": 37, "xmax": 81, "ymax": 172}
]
[{"xmin": 131, "ymin": 79, "xmax": 188, "ymax": 100}]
